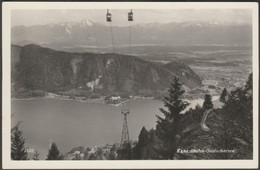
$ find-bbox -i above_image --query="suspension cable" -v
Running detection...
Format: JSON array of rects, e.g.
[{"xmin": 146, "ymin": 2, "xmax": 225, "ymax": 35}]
[
  {"xmin": 92, "ymin": 21, "xmax": 100, "ymax": 54},
  {"xmin": 92, "ymin": 21, "xmax": 103, "ymax": 74},
  {"xmin": 109, "ymin": 22, "xmax": 115, "ymax": 53},
  {"xmin": 129, "ymin": 21, "xmax": 131, "ymax": 55},
  {"xmin": 127, "ymin": 9, "xmax": 133, "ymax": 93},
  {"xmin": 127, "ymin": 21, "xmax": 131, "ymax": 93}
]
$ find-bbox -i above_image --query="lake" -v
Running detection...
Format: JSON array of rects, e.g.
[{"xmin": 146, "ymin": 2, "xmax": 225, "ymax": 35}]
[
  {"xmin": 11, "ymin": 96, "xmax": 220, "ymax": 159},
  {"xmin": 11, "ymin": 98, "xmax": 164, "ymax": 159}
]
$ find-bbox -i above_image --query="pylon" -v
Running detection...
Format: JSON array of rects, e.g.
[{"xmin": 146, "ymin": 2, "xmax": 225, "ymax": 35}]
[{"xmin": 121, "ymin": 107, "xmax": 130, "ymax": 144}]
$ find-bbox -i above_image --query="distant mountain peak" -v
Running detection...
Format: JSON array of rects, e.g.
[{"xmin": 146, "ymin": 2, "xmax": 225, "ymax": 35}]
[
  {"xmin": 81, "ymin": 18, "xmax": 94, "ymax": 26},
  {"xmin": 52, "ymin": 19, "xmax": 94, "ymax": 28},
  {"xmin": 11, "ymin": 20, "xmax": 252, "ymax": 47}
]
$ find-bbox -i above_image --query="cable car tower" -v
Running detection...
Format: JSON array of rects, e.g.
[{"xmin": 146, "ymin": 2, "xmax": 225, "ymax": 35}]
[
  {"xmin": 105, "ymin": 9, "xmax": 133, "ymax": 145},
  {"xmin": 120, "ymin": 9, "xmax": 134, "ymax": 145},
  {"xmin": 121, "ymin": 106, "xmax": 130, "ymax": 144}
]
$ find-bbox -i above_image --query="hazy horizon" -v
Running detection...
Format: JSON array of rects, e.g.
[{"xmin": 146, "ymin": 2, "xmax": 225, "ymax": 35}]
[{"xmin": 11, "ymin": 9, "xmax": 252, "ymax": 27}]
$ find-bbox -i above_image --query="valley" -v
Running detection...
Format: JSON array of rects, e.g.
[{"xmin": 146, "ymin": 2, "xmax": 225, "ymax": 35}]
[
  {"xmin": 132, "ymin": 45, "xmax": 252, "ymax": 96},
  {"xmin": 11, "ymin": 44, "xmax": 252, "ymax": 104}
]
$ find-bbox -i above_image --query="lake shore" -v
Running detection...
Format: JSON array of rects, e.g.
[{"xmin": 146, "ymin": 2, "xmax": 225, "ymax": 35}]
[
  {"xmin": 12, "ymin": 92, "xmax": 221, "ymax": 110},
  {"xmin": 11, "ymin": 92, "xmax": 156, "ymax": 107}
]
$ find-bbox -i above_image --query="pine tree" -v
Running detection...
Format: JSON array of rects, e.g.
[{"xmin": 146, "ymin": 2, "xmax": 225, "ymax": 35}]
[
  {"xmin": 245, "ymin": 73, "xmax": 252, "ymax": 92},
  {"xmin": 155, "ymin": 77, "xmax": 189, "ymax": 159},
  {"xmin": 46, "ymin": 143, "xmax": 63, "ymax": 160},
  {"xmin": 108, "ymin": 144, "xmax": 117, "ymax": 160},
  {"xmin": 83, "ymin": 148, "xmax": 90, "ymax": 160},
  {"xmin": 117, "ymin": 142, "xmax": 132, "ymax": 160},
  {"xmin": 11, "ymin": 122, "xmax": 28, "ymax": 160},
  {"xmin": 96, "ymin": 148, "xmax": 104, "ymax": 160},
  {"xmin": 134, "ymin": 126, "xmax": 149, "ymax": 159},
  {"xmin": 137, "ymin": 127, "xmax": 149, "ymax": 148},
  {"xmin": 202, "ymin": 94, "xmax": 213, "ymax": 110},
  {"xmin": 33, "ymin": 150, "xmax": 40, "ymax": 160},
  {"xmin": 219, "ymin": 88, "xmax": 228, "ymax": 103},
  {"xmin": 221, "ymin": 73, "xmax": 253, "ymax": 158}
]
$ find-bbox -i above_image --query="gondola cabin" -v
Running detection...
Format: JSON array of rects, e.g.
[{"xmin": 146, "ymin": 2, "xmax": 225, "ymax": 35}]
[
  {"xmin": 106, "ymin": 9, "xmax": 112, "ymax": 22},
  {"xmin": 128, "ymin": 9, "xmax": 133, "ymax": 21}
]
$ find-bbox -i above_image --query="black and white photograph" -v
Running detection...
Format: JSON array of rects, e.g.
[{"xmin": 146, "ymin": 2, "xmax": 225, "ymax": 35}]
[{"xmin": 2, "ymin": 2, "xmax": 259, "ymax": 169}]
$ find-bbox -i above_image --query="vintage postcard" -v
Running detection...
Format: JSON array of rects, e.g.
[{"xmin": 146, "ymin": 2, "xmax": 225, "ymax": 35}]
[{"xmin": 2, "ymin": 2, "xmax": 259, "ymax": 169}]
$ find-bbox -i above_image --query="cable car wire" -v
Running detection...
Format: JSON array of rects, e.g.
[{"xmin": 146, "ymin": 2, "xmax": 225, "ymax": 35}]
[
  {"xmin": 92, "ymin": 20, "xmax": 104, "ymax": 74},
  {"xmin": 128, "ymin": 9, "xmax": 133, "ymax": 54},
  {"xmin": 127, "ymin": 9, "xmax": 133, "ymax": 93},
  {"xmin": 106, "ymin": 9, "xmax": 115, "ymax": 54},
  {"xmin": 109, "ymin": 22, "xmax": 115, "ymax": 54},
  {"xmin": 129, "ymin": 21, "xmax": 131, "ymax": 54},
  {"xmin": 92, "ymin": 21, "xmax": 100, "ymax": 54}
]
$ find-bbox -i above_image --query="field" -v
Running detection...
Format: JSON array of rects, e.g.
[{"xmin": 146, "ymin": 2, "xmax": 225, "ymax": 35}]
[{"xmin": 131, "ymin": 45, "xmax": 252, "ymax": 94}]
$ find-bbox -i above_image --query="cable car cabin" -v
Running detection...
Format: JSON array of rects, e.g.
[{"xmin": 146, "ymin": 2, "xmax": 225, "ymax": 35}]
[
  {"xmin": 106, "ymin": 10, "xmax": 112, "ymax": 22},
  {"xmin": 128, "ymin": 10, "xmax": 133, "ymax": 21}
]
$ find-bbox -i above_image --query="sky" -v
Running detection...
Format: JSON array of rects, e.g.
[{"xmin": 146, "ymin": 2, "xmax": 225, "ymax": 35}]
[{"xmin": 11, "ymin": 9, "xmax": 252, "ymax": 27}]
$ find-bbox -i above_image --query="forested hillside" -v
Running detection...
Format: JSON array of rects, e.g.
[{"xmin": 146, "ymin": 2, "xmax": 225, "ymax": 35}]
[{"xmin": 11, "ymin": 44, "xmax": 202, "ymax": 98}]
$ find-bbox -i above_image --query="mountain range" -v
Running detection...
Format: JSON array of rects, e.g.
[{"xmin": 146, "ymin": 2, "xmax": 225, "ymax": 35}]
[
  {"xmin": 12, "ymin": 20, "xmax": 252, "ymax": 53},
  {"xmin": 11, "ymin": 44, "xmax": 202, "ymax": 97}
]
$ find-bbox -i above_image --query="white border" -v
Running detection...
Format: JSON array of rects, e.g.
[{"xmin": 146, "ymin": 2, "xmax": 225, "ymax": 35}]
[{"xmin": 2, "ymin": 2, "xmax": 259, "ymax": 169}]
